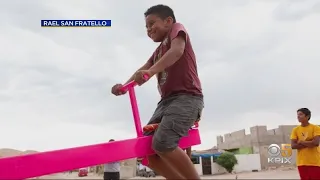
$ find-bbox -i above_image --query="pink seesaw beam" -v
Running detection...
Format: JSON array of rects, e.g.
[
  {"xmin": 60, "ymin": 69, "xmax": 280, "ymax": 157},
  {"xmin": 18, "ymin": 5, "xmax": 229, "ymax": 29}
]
[{"xmin": 0, "ymin": 76, "xmax": 201, "ymax": 180}]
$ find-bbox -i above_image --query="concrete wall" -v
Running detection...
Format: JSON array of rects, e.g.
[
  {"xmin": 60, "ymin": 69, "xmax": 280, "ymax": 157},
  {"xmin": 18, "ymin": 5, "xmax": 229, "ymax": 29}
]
[
  {"xmin": 217, "ymin": 125, "xmax": 296, "ymax": 150},
  {"xmin": 229, "ymin": 147, "xmax": 253, "ymax": 154},
  {"xmin": 216, "ymin": 125, "xmax": 297, "ymax": 169},
  {"xmin": 233, "ymin": 154, "xmax": 261, "ymax": 173},
  {"xmin": 212, "ymin": 154, "xmax": 261, "ymax": 174},
  {"xmin": 194, "ymin": 157, "xmax": 203, "ymax": 175},
  {"xmin": 238, "ymin": 147, "xmax": 253, "ymax": 154},
  {"xmin": 211, "ymin": 162, "xmax": 227, "ymax": 174},
  {"xmin": 120, "ymin": 166, "xmax": 136, "ymax": 179},
  {"xmin": 258, "ymin": 145, "xmax": 297, "ymax": 169},
  {"xmin": 120, "ymin": 158, "xmax": 137, "ymax": 179}
]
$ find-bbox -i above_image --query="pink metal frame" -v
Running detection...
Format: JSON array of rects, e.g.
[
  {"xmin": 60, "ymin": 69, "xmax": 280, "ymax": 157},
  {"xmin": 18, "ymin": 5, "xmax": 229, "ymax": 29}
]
[{"xmin": 0, "ymin": 78, "xmax": 201, "ymax": 179}]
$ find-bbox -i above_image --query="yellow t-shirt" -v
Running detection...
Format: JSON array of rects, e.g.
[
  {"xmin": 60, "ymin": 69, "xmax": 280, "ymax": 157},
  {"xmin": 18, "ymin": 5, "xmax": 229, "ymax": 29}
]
[{"xmin": 290, "ymin": 123, "xmax": 320, "ymax": 166}]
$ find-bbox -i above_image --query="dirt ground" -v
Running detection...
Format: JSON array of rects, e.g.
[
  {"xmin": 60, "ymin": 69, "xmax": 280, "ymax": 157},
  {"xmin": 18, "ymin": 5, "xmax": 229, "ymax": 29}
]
[
  {"xmin": 38, "ymin": 169, "xmax": 300, "ymax": 179},
  {"xmin": 201, "ymin": 169, "xmax": 299, "ymax": 179},
  {"xmin": 131, "ymin": 169, "xmax": 300, "ymax": 179}
]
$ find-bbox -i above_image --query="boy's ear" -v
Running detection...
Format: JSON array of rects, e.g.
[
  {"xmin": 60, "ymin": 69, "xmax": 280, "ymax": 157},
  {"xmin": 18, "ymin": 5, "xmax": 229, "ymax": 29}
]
[{"xmin": 165, "ymin": 17, "xmax": 174, "ymax": 25}]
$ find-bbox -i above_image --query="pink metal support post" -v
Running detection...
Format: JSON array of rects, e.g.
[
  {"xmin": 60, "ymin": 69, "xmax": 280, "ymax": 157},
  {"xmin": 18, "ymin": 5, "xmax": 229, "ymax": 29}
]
[
  {"xmin": 128, "ymin": 88, "xmax": 143, "ymax": 137},
  {"xmin": 0, "ymin": 75, "xmax": 201, "ymax": 179},
  {"xmin": 120, "ymin": 74, "xmax": 148, "ymax": 137}
]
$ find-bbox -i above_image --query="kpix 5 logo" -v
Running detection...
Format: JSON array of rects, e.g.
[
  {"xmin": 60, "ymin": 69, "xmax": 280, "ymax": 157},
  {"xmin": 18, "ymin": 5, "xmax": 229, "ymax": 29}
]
[{"xmin": 267, "ymin": 144, "xmax": 292, "ymax": 164}]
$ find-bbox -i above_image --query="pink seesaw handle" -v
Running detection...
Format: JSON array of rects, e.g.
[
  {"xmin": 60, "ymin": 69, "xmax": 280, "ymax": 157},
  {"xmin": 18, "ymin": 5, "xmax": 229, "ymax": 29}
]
[
  {"xmin": 119, "ymin": 74, "xmax": 149, "ymax": 138},
  {"xmin": 120, "ymin": 74, "xmax": 149, "ymax": 92}
]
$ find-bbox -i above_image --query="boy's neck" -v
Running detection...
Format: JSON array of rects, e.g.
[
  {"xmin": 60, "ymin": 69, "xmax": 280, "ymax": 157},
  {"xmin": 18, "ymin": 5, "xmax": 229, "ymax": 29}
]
[
  {"xmin": 300, "ymin": 122, "xmax": 310, "ymax": 127},
  {"xmin": 161, "ymin": 24, "xmax": 174, "ymax": 42}
]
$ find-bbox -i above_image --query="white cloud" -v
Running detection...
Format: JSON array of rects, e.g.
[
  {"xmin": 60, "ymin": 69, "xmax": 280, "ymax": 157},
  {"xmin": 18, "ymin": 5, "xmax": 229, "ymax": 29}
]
[{"xmin": 0, "ymin": 0, "xmax": 320, "ymax": 153}]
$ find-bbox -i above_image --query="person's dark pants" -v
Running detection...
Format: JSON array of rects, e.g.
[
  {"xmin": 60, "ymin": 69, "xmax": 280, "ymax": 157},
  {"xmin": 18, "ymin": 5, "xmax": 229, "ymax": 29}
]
[
  {"xmin": 103, "ymin": 172, "xmax": 120, "ymax": 180},
  {"xmin": 144, "ymin": 94, "xmax": 204, "ymax": 153}
]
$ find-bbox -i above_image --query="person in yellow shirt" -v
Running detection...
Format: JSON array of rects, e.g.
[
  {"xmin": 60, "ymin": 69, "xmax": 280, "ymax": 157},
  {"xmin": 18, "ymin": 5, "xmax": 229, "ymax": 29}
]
[{"xmin": 290, "ymin": 108, "xmax": 320, "ymax": 179}]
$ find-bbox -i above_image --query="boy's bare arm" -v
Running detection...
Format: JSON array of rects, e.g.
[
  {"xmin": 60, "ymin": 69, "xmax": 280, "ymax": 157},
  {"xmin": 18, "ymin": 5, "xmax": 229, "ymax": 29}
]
[
  {"xmin": 149, "ymin": 35, "xmax": 186, "ymax": 75},
  {"xmin": 291, "ymin": 139, "xmax": 306, "ymax": 149},
  {"xmin": 298, "ymin": 136, "xmax": 320, "ymax": 148},
  {"xmin": 124, "ymin": 61, "xmax": 153, "ymax": 84}
]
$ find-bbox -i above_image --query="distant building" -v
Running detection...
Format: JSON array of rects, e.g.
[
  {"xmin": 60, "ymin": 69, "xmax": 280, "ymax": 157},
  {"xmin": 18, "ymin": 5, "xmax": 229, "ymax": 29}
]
[
  {"xmin": 190, "ymin": 147, "xmax": 262, "ymax": 175},
  {"xmin": 191, "ymin": 148, "xmax": 222, "ymax": 175},
  {"xmin": 216, "ymin": 125, "xmax": 297, "ymax": 169}
]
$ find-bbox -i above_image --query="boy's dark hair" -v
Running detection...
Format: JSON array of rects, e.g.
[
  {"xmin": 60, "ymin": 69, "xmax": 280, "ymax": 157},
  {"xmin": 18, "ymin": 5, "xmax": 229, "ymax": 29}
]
[
  {"xmin": 144, "ymin": 4, "xmax": 176, "ymax": 23},
  {"xmin": 297, "ymin": 108, "xmax": 311, "ymax": 120},
  {"xmin": 109, "ymin": 139, "xmax": 115, "ymax": 142}
]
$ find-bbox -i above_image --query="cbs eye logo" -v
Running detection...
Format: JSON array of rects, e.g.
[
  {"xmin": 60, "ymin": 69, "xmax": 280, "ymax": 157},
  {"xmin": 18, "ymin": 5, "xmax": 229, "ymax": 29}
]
[{"xmin": 267, "ymin": 144, "xmax": 292, "ymax": 164}]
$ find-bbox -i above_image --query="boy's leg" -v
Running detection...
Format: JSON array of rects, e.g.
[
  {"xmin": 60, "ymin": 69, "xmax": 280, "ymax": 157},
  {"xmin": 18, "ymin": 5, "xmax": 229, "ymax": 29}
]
[
  {"xmin": 152, "ymin": 94, "xmax": 203, "ymax": 180},
  {"xmin": 156, "ymin": 147, "xmax": 199, "ymax": 179},
  {"xmin": 144, "ymin": 102, "xmax": 184, "ymax": 179},
  {"xmin": 147, "ymin": 154, "xmax": 184, "ymax": 179}
]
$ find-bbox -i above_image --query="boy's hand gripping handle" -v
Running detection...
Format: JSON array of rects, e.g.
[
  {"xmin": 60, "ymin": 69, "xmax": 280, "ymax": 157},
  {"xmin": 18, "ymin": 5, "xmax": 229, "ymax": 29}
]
[{"xmin": 120, "ymin": 74, "xmax": 149, "ymax": 92}]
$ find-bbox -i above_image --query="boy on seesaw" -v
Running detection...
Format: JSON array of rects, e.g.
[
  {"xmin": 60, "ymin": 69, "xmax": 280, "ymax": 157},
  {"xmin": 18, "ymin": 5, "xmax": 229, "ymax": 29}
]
[{"xmin": 111, "ymin": 4, "xmax": 204, "ymax": 180}]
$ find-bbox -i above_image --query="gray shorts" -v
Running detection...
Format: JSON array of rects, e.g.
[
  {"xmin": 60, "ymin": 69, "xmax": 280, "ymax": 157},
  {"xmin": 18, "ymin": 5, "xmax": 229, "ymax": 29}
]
[{"xmin": 144, "ymin": 94, "xmax": 204, "ymax": 152}]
